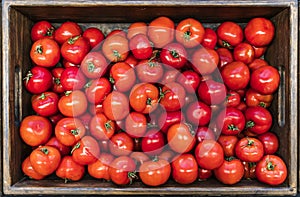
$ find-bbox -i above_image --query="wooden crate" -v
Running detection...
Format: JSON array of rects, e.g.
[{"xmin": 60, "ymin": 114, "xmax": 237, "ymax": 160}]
[{"xmin": 1, "ymin": 0, "xmax": 298, "ymax": 195}]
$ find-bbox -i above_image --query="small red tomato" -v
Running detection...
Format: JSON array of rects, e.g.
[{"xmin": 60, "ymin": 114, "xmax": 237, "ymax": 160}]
[
  {"xmin": 60, "ymin": 66, "xmax": 87, "ymax": 91},
  {"xmin": 31, "ymin": 20, "xmax": 55, "ymax": 42},
  {"xmin": 30, "ymin": 38, "xmax": 60, "ymax": 67},
  {"xmin": 186, "ymin": 101, "xmax": 211, "ymax": 127},
  {"xmin": 58, "ymin": 90, "xmax": 88, "ymax": 117},
  {"xmin": 191, "ymin": 47, "xmax": 219, "ymax": 75},
  {"xmin": 125, "ymin": 112, "xmax": 147, "ymax": 138},
  {"xmin": 258, "ymin": 132, "xmax": 279, "ymax": 155},
  {"xmin": 195, "ymin": 126, "xmax": 215, "ymax": 143},
  {"xmin": 129, "ymin": 34, "xmax": 153, "ymax": 60},
  {"xmin": 159, "ymin": 82, "xmax": 186, "ymax": 112},
  {"xmin": 172, "ymin": 153, "xmax": 198, "ymax": 184},
  {"xmin": 235, "ymin": 137, "xmax": 264, "ymax": 162},
  {"xmin": 244, "ymin": 17, "xmax": 275, "ymax": 47},
  {"xmin": 22, "ymin": 156, "xmax": 45, "ymax": 180},
  {"xmin": 217, "ymin": 21, "xmax": 244, "ymax": 49},
  {"xmin": 85, "ymin": 77, "xmax": 112, "ymax": 105},
  {"xmin": 216, "ymin": 47, "xmax": 234, "ymax": 69},
  {"xmin": 24, "ymin": 66, "xmax": 53, "ymax": 94},
  {"xmin": 51, "ymin": 67, "xmax": 65, "ymax": 94},
  {"xmin": 89, "ymin": 112, "xmax": 116, "ymax": 140},
  {"xmin": 217, "ymin": 107, "xmax": 245, "ymax": 136},
  {"xmin": 20, "ymin": 115, "xmax": 52, "ymax": 147},
  {"xmin": 248, "ymin": 58, "xmax": 269, "ymax": 72},
  {"xmin": 141, "ymin": 129, "xmax": 165, "ymax": 156},
  {"xmin": 45, "ymin": 136, "xmax": 71, "ymax": 156},
  {"xmin": 82, "ymin": 27, "xmax": 105, "ymax": 50},
  {"xmin": 125, "ymin": 54, "xmax": 139, "ymax": 68},
  {"xmin": 102, "ymin": 34, "xmax": 129, "ymax": 62},
  {"xmin": 31, "ymin": 91, "xmax": 59, "ymax": 117},
  {"xmin": 198, "ymin": 168, "xmax": 212, "ymax": 180},
  {"xmin": 243, "ymin": 161, "xmax": 257, "ymax": 180},
  {"xmin": 176, "ymin": 70, "xmax": 201, "ymax": 94},
  {"xmin": 226, "ymin": 90, "xmax": 241, "ymax": 107},
  {"xmin": 197, "ymin": 79, "xmax": 227, "ymax": 105},
  {"xmin": 158, "ymin": 110, "xmax": 185, "ymax": 134},
  {"xmin": 201, "ymin": 28, "xmax": 217, "ymax": 49},
  {"xmin": 108, "ymin": 132, "xmax": 134, "ymax": 156},
  {"xmin": 88, "ymin": 153, "xmax": 114, "ymax": 180},
  {"xmin": 109, "ymin": 62, "xmax": 136, "ymax": 92},
  {"xmin": 136, "ymin": 59, "xmax": 164, "ymax": 83},
  {"xmin": 233, "ymin": 42, "xmax": 255, "ymax": 64},
  {"xmin": 245, "ymin": 106, "xmax": 273, "ymax": 135},
  {"xmin": 54, "ymin": 21, "xmax": 82, "ymax": 45},
  {"xmin": 245, "ymin": 88, "xmax": 274, "ymax": 108},
  {"xmin": 217, "ymin": 135, "xmax": 239, "ymax": 157},
  {"xmin": 80, "ymin": 51, "xmax": 108, "ymax": 79},
  {"xmin": 214, "ymin": 158, "xmax": 244, "ymax": 185},
  {"xmin": 160, "ymin": 42, "xmax": 187, "ymax": 69},
  {"xmin": 56, "ymin": 155, "xmax": 85, "ymax": 182}
]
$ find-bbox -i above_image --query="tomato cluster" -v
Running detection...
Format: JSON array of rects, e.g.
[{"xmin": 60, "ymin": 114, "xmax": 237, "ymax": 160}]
[{"xmin": 20, "ymin": 16, "xmax": 287, "ymax": 186}]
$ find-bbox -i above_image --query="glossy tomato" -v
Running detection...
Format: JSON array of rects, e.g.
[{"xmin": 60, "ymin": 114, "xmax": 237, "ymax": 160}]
[
  {"xmin": 80, "ymin": 51, "xmax": 108, "ymax": 79},
  {"xmin": 84, "ymin": 77, "xmax": 112, "ymax": 105},
  {"xmin": 217, "ymin": 135, "xmax": 239, "ymax": 157},
  {"xmin": 216, "ymin": 47, "xmax": 234, "ymax": 69},
  {"xmin": 125, "ymin": 112, "xmax": 147, "ymax": 138},
  {"xmin": 158, "ymin": 110, "xmax": 185, "ymax": 134},
  {"xmin": 197, "ymin": 79, "xmax": 227, "ymax": 105},
  {"xmin": 235, "ymin": 137, "xmax": 264, "ymax": 162},
  {"xmin": 22, "ymin": 156, "xmax": 45, "ymax": 180},
  {"xmin": 45, "ymin": 136, "xmax": 71, "ymax": 156},
  {"xmin": 58, "ymin": 90, "xmax": 88, "ymax": 117},
  {"xmin": 217, "ymin": 107, "xmax": 245, "ymax": 136},
  {"xmin": 129, "ymin": 33, "xmax": 153, "ymax": 60},
  {"xmin": 201, "ymin": 28, "xmax": 217, "ymax": 49},
  {"xmin": 31, "ymin": 20, "xmax": 55, "ymax": 42},
  {"xmin": 245, "ymin": 106, "xmax": 273, "ymax": 135},
  {"xmin": 88, "ymin": 153, "xmax": 114, "ymax": 180},
  {"xmin": 102, "ymin": 34, "xmax": 129, "ymax": 62},
  {"xmin": 24, "ymin": 66, "xmax": 53, "ymax": 94},
  {"xmin": 245, "ymin": 88, "xmax": 273, "ymax": 108},
  {"xmin": 54, "ymin": 21, "xmax": 82, "ymax": 45},
  {"xmin": 160, "ymin": 42, "xmax": 187, "ymax": 69},
  {"xmin": 248, "ymin": 58, "xmax": 269, "ymax": 72},
  {"xmin": 176, "ymin": 70, "xmax": 201, "ymax": 94},
  {"xmin": 186, "ymin": 101, "xmax": 211, "ymax": 127},
  {"xmin": 109, "ymin": 62, "xmax": 136, "ymax": 92},
  {"xmin": 226, "ymin": 90, "xmax": 241, "ymax": 108},
  {"xmin": 141, "ymin": 129, "xmax": 165, "ymax": 156},
  {"xmin": 51, "ymin": 67, "xmax": 65, "ymax": 94},
  {"xmin": 108, "ymin": 132, "xmax": 134, "ymax": 156},
  {"xmin": 159, "ymin": 82, "xmax": 186, "ymax": 112},
  {"xmin": 195, "ymin": 126, "xmax": 215, "ymax": 142},
  {"xmin": 89, "ymin": 112, "xmax": 116, "ymax": 140},
  {"xmin": 217, "ymin": 21, "xmax": 244, "ymax": 49},
  {"xmin": 82, "ymin": 27, "xmax": 105, "ymax": 50},
  {"xmin": 258, "ymin": 132, "xmax": 279, "ymax": 155},
  {"xmin": 31, "ymin": 91, "xmax": 59, "ymax": 117},
  {"xmin": 127, "ymin": 22, "xmax": 148, "ymax": 39},
  {"xmin": 135, "ymin": 59, "xmax": 164, "ymax": 83},
  {"xmin": 56, "ymin": 155, "xmax": 85, "ymax": 182},
  {"xmin": 60, "ymin": 66, "xmax": 87, "ymax": 91},
  {"xmin": 233, "ymin": 42, "xmax": 255, "ymax": 64},
  {"xmin": 191, "ymin": 47, "xmax": 219, "ymax": 75}
]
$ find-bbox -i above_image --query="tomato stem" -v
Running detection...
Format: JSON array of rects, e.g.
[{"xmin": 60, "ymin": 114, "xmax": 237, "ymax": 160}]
[
  {"xmin": 169, "ymin": 49, "xmax": 179, "ymax": 58},
  {"xmin": 36, "ymin": 45, "xmax": 43, "ymax": 54},
  {"xmin": 246, "ymin": 121, "xmax": 255, "ymax": 128},
  {"xmin": 68, "ymin": 35, "xmax": 81, "ymax": 45},
  {"xmin": 157, "ymin": 87, "xmax": 170, "ymax": 103},
  {"xmin": 71, "ymin": 128, "xmax": 79, "ymax": 135},
  {"xmin": 40, "ymin": 147, "xmax": 49, "ymax": 155},
  {"xmin": 45, "ymin": 27, "xmax": 55, "ymax": 37},
  {"xmin": 54, "ymin": 78, "xmax": 61, "ymax": 85},
  {"xmin": 71, "ymin": 142, "xmax": 81, "ymax": 154},
  {"xmin": 146, "ymin": 97, "xmax": 152, "ymax": 105},
  {"xmin": 222, "ymin": 40, "xmax": 232, "ymax": 49},
  {"xmin": 228, "ymin": 124, "xmax": 239, "ymax": 131},
  {"xmin": 104, "ymin": 120, "xmax": 113, "ymax": 130},
  {"xmin": 84, "ymin": 81, "xmax": 92, "ymax": 88},
  {"xmin": 87, "ymin": 62, "xmax": 95, "ymax": 72},
  {"xmin": 128, "ymin": 171, "xmax": 138, "ymax": 184},
  {"xmin": 112, "ymin": 50, "xmax": 121, "ymax": 61},
  {"xmin": 267, "ymin": 161, "xmax": 276, "ymax": 171},
  {"xmin": 225, "ymin": 156, "xmax": 236, "ymax": 161},
  {"xmin": 259, "ymin": 102, "xmax": 266, "ymax": 108},
  {"xmin": 184, "ymin": 30, "xmax": 191, "ymax": 41},
  {"xmin": 39, "ymin": 93, "xmax": 46, "ymax": 100},
  {"xmin": 23, "ymin": 71, "xmax": 33, "ymax": 85},
  {"xmin": 64, "ymin": 91, "xmax": 72, "ymax": 96}
]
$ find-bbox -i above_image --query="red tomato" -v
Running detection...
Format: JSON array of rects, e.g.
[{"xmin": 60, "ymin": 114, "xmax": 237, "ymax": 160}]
[
  {"xmin": 127, "ymin": 22, "xmax": 148, "ymax": 39},
  {"xmin": 160, "ymin": 42, "xmax": 187, "ymax": 69},
  {"xmin": 198, "ymin": 168, "xmax": 212, "ymax": 180},
  {"xmin": 186, "ymin": 101, "xmax": 211, "ymax": 127},
  {"xmin": 71, "ymin": 135, "xmax": 100, "ymax": 165},
  {"xmin": 175, "ymin": 18, "xmax": 205, "ymax": 48},
  {"xmin": 171, "ymin": 153, "xmax": 198, "ymax": 184},
  {"xmin": 255, "ymin": 155, "xmax": 287, "ymax": 185},
  {"xmin": 31, "ymin": 20, "xmax": 55, "ymax": 42},
  {"xmin": 89, "ymin": 112, "xmax": 116, "ymax": 140},
  {"xmin": 245, "ymin": 106, "xmax": 272, "ymax": 135},
  {"xmin": 216, "ymin": 47, "xmax": 234, "ymax": 69},
  {"xmin": 217, "ymin": 107, "xmax": 245, "ymax": 136},
  {"xmin": 226, "ymin": 90, "xmax": 241, "ymax": 108},
  {"xmin": 217, "ymin": 21, "xmax": 244, "ymax": 49},
  {"xmin": 51, "ymin": 67, "xmax": 65, "ymax": 94},
  {"xmin": 22, "ymin": 156, "xmax": 45, "ymax": 180},
  {"xmin": 148, "ymin": 16, "xmax": 175, "ymax": 48},
  {"xmin": 244, "ymin": 17, "xmax": 275, "ymax": 47},
  {"xmin": 63, "ymin": 59, "xmax": 80, "ymax": 68},
  {"xmin": 158, "ymin": 110, "xmax": 185, "ymax": 134},
  {"xmin": 54, "ymin": 21, "xmax": 82, "ymax": 45},
  {"xmin": 56, "ymin": 155, "xmax": 85, "ymax": 182},
  {"xmin": 248, "ymin": 58, "xmax": 269, "ymax": 72},
  {"xmin": 139, "ymin": 158, "xmax": 171, "ymax": 186},
  {"xmin": 245, "ymin": 88, "xmax": 273, "ymax": 108},
  {"xmin": 60, "ymin": 66, "xmax": 87, "ymax": 91},
  {"xmin": 167, "ymin": 123, "xmax": 196, "ymax": 153},
  {"xmin": 195, "ymin": 126, "xmax": 215, "ymax": 142},
  {"xmin": 125, "ymin": 112, "xmax": 147, "ymax": 138},
  {"xmin": 82, "ymin": 27, "xmax": 105, "ymax": 50},
  {"xmin": 176, "ymin": 70, "xmax": 201, "ymax": 94},
  {"xmin": 141, "ymin": 129, "xmax": 165, "ymax": 156},
  {"xmin": 102, "ymin": 91, "xmax": 130, "ymax": 121},
  {"xmin": 258, "ymin": 132, "xmax": 279, "ymax": 155},
  {"xmin": 24, "ymin": 66, "xmax": 53, "ymax": 94},
  {"xmin": 85, "ymin": 77, "xmax": 112, "ymax": 105},
  {"xmin": 80, "ymin": 51, "xmax": 108, "ymax": 79},
  {"xmin": 197, "ymin": 79, "xmax": 227, "ymax": 105},
  {"xmin": 45, "ymin": 136, "xmax": 71, "ymax": 156},
  {"xmin": 250, "ymin": 65, "xmax": 280, "ymax": 95},
  {"xmin": 30, "ymin": 38, "xmax": 60, "ymax": 67},
  {"xmin": 160, "ymin": 68, "xmax": 180, "ymax": 84},
  {"xmin": 243, "ymin": 161, "xmax": 257, "ymax": 180},
  {"xmin": 214, "ymin": 158, "xmax": 244, "ymax": 185},
  {"xmin": 58, "ymin": 90, "xmax": 88, "ymax": 117},
  {"xmin": 107, "ymin": 29, "xmax": 127, "ymax": 38},
  {"xmin": 31, "ymin": 91, "xmax": 59, "ymax": 117},
  {"xmin": 233, "ymin": 42, "xmax": 255, "ymax": 64},
  {"xmin": 88, "ymin": 153, "xmax": 114, "ymax": 180},
  {"xmin": 235, "ymin": 137, "xmax": 264, "ymax": 162},
  {"xmin": 102, "ymin": 34, "xmax": 129, "ymax": 62},
  {"xmin": 201, "ymin": 28, "xmax": 217, "ymax": 49},
  {"xmin": 54, "ymin": 117, "xmax": 86, "ymax": 146},
  {"xmin": 191, "ymin": 47, "xmax": 219, "ymax": 75},
  {"xmin": 30, "ymin": 145, "xmax": 61, "ymax": 176},
  {"xmin": 129, "ymin": 34, "xmax": 153, "ymax": 60},
  {"xmin": 109, "ymin": 62, "xmax": 136, "ymax": 92},
  {"xmin": 194, "ymin": 139, "xmax": 224, "ymax": 170},
  {"xmin": 217, "ymin": 135, "xmax": 239, "ymax": 157},
  {"xmin": 108, "ymin": 132, "xmax": 134, "ymax": 156},
  {"xmin": 20, "ymin": 115, "xmax": 52, "ymax": 147},
  {"xmin": 125, "ymin": 54, "xmax": 139, "ymax": 68},
  {"xmin": 221, "ymin": 61, "xmax": 250, "ymax": 91},
  {"xmin": 108, "ymin": 156, "xmax": 137, "ymax": 185},
  {"xmin": 159, "ymin": 82, "xmax": 186, "ymax": 112},
  {"xmin": 253, "ymin": 45, "xmax": 267, "ymax": 58},
  {"xmin": 48, "ymin": 113, "xmax": 64, "ymax": 125}
]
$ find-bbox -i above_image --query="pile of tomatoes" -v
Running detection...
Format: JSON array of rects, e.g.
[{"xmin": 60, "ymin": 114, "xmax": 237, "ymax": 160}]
[{"xmin": 20, "ymin": 16, "xmax": 287, "ymax": 187}]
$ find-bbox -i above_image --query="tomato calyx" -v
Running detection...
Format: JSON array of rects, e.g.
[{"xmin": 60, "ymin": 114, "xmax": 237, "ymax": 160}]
[
  {"xmin": 84, "ymin": 81, "xmax": 92, "ymax": 88},
  {"xmin": 184, "ymin": 122, "xmax": 196, "ymax": 136},
  {"xmin": 158, "ymin": 87, "xmax": 170, "ymax": 103},
  {"xmin": 109, "ymin": 76, "xmax": 115, "ymax": 84},
  {"xmin": 35, "ymin": 45, "xmax": 43, "ymax": 54},
  {"xmin": 104, "ymin": 120, "xmax": 113, "ymax": 130},
  {"xmin": 225, "ymin": 156, "xmax": 236, "ymax": 162},
  {"xmin": 23, "ymin": 71, "xmax": 33, "ymax": 85},
  {"xmin": 147, "ymin": 123, "xmax": 158, "ymax": 129},
  {"xmin": 259, "ymin": 102, "xmax": 266, "ymax": 108},
  {"xmin": 148, "ymin": 50, "xmax": 160, "ymax": 62},
  {"xmin": 169, "ymin": 49, "xmax": 180, "ymax": 58},
  {"xmin": 67, "ymin": 35, "xmax": 81, "ymax": 45},
  {"xmin": 45, "ymin": 27, "xmax": 55, "ymax": 37},
  {"xmin": 40, "ymin": 147, "xmax": 49, "ymax": 155},
  {"xmin": 128, "ymin": 171, "xmax": 138, "ymax": 184},
  {"xmin": 266, "ymin": 161, "xmax": 276, "ymax": 171},
  {"xmin": 112, "ymin": 50, "xmax": 122, "ymax": 61},
  {"xmin": 222, "ymin": 40, "xmax": 232, "ymax": 49},
  {"xmin": 228, "ymin": 124, "xmax": 239, "ymax": 131},
  {"xmin": 87, "ymin": 61, "xmax": 96, "ymax": 73},
  {"xmin": 54, "ymin": 78, "xmax": 61, "ymax": 85},
  {"xmin": 38, "ymin": 93, "xmax": 46, "ymax": 100},
  {"xmin": 246, "ymin": 121, "xmax": 255, "ymax": 129},
  {"xmin": 183, "ymin": 30, "xmax": 192, "ymax": 41},
  {"xmin": 64, "ymin": 91, "xmax": 73, "ymax": 96},
  {"xmin": 71, "ymin": 128, "xmax": 79, "ymax": 136},
  {"xmin": 71, "ymin": 142, "xmax": 81, "ymax": 154}
]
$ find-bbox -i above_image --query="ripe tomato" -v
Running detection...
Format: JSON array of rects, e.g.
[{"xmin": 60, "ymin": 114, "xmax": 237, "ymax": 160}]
[
  {"xmin": 186, "ymin": 101, "xmax": 211, "ymax": 127},
  {"xmin": 233, "ymin": 42, "xmax": 255, "ymax": 64},
  {"xmin": 216, "ymin": 47, "xmax": 234, "ymax": 69},
  {"xmin": 244, "ymin": 17, "xmax": 275, "ymax": 47},
  {"xmin": 235, "ymin": 137, "xmax": 264, "ymax": 162},
  {"xmin": 248, "ymin": 58, "xmax": 269, "ymax": 72},
  {"xmin": 30, "ymin": 38, "xmax": 60, "ymax": 67},
  {"xmin": 195, "ymin": 126, "xmax": 215, "ymax": 142},
  {"xmin": 56, "ymin": 155, "xmax": 85, "ymax": 182},
  {"xmin": 243, "ymin": 161, "xmax": 256, "ymax": 180},
  {"xmin": 125, "ymin": 54, "xmax": 139, "ymax": 68},
  {"xmin": 159, "ymin": 82, "xmax": 186, "ymax": 112},
  {"xmin": 89, "ymin": 112, "xmax": 115, "ymax": 140},
  {"xmin": 20, "ymin": 115, "xmax": 52, "ymax": 147},
  {"xmin": 102, "ymin": 91, "xmax": 130, "ymax": 121},
  {"xmin": 217, "ymin": 107, "xmax": 245, "ymax": 136},
  {"xmin": 158, "ymin": 110, "xmax": 185, "ymax": 134},
  {"xmin": 148, "ymin": 16, "xmax": 174, "ymax": 48},
  {"xmin": 221, "ymin": 61, "xmax": 250, "ymax": 91},
  {"xmin": 245, "ymin": 106, "xmax": 272, "ymax": 135},
  {"xmin": 255, "ymin": 155, "xmax": 287, "ymax": 185},
  {"xmin": 217, "ymin": 135, "xmax": 239, "ymax": 157},
  {"xmin": 55, "ymin": 117, "xmax": 86, "ymax": 146},
  {"xmin": 194, "ymin": 139, "xmax": 224, "ymax": 170},
  {"xmin": 125, "ymin": 112, "xmax": 147, "ymax": 138},
  {"xmin": 171, "ymin": 153, "xmax": 198, "ymax": 184},
  {"xmin": 60, "ymin": 66, "xmax": 87, "ymax": 91},
  {"xmin": 245, "ymin": 88, "xmax": 273, "ymax": 108},
  {"xmin": 197, "ymin": 79, "xmax": 227, "ymax": 105},
  {"xmin": 250, "ymin": 65, "xmax": 280, "ymax": 95},
  {"xmin": 71, "ymin": 135, "xmax": 100, "ymax": 165},
  {"xmin": 176, "ymin": 70, "xmax": 200, "ymax": 94},
  {"xmin": 135, "ymin": 59, "xmax": 164, "ymax": 83},
  {"xmin": 258, "ymin": 132, "xmax": 279, "ymax": 155},
  {"xmin": 22, "ymin": 156, "xmax": 45, "ymax": 180},
  {"xmin": 109, "ymin": 62, "xmax": 136, "ymax": 92},
  {"xmin": 217, "ymin": 21, "xmax": 244, "ymax": 49},
  {"xmin": 58, "ymin": 90, "xmax": 88, "ymax": 117},
  {"xmin": 45, "ymin": 136, "xmax": 71, "ymax": 156},
  {"xmin": 191, "ymin": 47, "xmax": 219, "ymax": 75},
  {"xmin": 141, "ymin": 129, "xmax": 165, "ymax": 156},
  {"xmin": 175, "ymin": 18, "xmax": 205, "ymax": 48},
  {"xmin": 31, "ymin": 20, "xmax": 55, "ymax": 42},
  {"xmin": 30, "ymin": 145, "xmax": 61, "ymax": 176},
  {"xmin": 226, "ymin": 90, "xmax": 241, "ymax": 108},
  {"xmin": 253, "ymin": 45, "xmax": 267, "ymax": 58},
  {"xmin": 51, "ymin": 67, "xmax": 65, "ymax": 94},
  {"xmin": 127, "ymin": 22, "xmax": 148, "ymax": 39},
  {"xmin": 54, "ymin": 21, "xmax": 82, "ymax": 45},
  {"xmin": 31, "ymin": 91, "xmax": 59, "ymax": 117},
  {"xmin": 102, "ymin": 34, "xmax": 129, "ymax": 62},
  {"xmin": 139, "ymin": 158, "xmax": 171, "ymax": 186},
  {"xmin": 201, "ymin": 28, "xmax": 217, "ymax": 49},
  {"xmin": 214, "ymin": 158, "xmax": 244, "ymax": 185},
  {"xmin": 24, "ymin": 66, "xmax": 53, "ymax": 94},
  {"xmin": 88, "ymin": 153, "xmax": 114, "ymax": 180},
  {"xmin": 108, "ymin": 132, "xmax": 134, "ymax": 156},
  {"xmin": 129, "ymin": 34, "xmax": 153, "ymax": 60},
  {"xmin": 84, "ymin": 77, "xmax": 112, "ymax": 105},
  {"xmin": 108, "ymin": 156, "xmax": 137, "ymax": 185},
  {"xmin": 167, "ymin": 123, "xmax": 196, "ymax": 153},
  {"xmin": 198, "ymin": 168, "xmax": 212, "ymax": 180},
  {"xmin": 160, "ymin": 42, "xmax": 187, "ymax": 69},
  {"xmin": 80, "ymin": 51, "xmax": 108, "ymax": 79},
  {"xmin": 82, "ymin": 27, "xmax": 105, "ymax": 50},
  {"xmin": 63, "ymin": 59, "xmax": 80, "ymax": 68}
]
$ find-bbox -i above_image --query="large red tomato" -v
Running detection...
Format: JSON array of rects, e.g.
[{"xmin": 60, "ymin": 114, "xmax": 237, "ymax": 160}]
[
  {"xmin": 56, "ymin": 155, "xmax": 85, "ymax": 182},
  {"xmin": 214, "ymin": 158, "xmax": 244, "ymax": 185}
]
